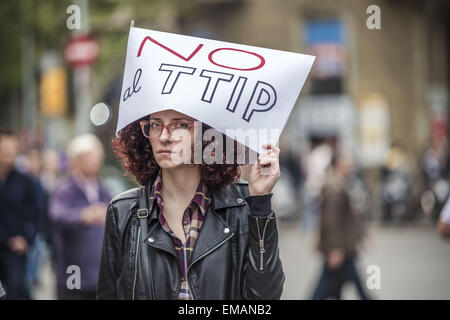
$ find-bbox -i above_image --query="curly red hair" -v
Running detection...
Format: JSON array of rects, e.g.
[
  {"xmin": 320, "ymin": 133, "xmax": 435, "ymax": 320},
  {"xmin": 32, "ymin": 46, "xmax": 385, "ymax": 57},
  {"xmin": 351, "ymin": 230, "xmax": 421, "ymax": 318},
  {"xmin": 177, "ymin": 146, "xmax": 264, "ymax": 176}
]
[{"xmin": 112, "ymin": 116, "xmax": 241, "ymax": 190}]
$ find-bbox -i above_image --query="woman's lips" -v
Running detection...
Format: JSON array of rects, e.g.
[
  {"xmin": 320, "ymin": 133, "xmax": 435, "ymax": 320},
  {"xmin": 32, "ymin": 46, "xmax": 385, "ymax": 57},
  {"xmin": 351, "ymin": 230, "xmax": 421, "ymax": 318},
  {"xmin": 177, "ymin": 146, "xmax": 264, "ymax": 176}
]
[{"xmin": 158, "ymin": 150, "xmax": 173, "ymax": 156}]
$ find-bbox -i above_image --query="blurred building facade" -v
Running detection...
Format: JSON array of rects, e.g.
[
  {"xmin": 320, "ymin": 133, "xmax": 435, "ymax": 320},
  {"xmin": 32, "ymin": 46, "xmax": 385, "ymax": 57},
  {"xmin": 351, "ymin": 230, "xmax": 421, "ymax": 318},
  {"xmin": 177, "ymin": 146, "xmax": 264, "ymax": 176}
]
[
  {"xmin": 175, "ymin": 0, "xmax": 450, "ymax": 166},
  {"xmin": 1, "ymin": 0, "xmax": 449, "ymax": 180}
]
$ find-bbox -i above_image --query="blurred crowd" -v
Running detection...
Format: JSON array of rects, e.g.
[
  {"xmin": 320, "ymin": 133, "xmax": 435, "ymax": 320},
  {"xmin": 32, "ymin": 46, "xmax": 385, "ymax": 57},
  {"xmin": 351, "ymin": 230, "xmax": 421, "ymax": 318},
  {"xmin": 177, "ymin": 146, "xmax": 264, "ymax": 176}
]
[
  {"xmin": 274, "ymin": 137, "xmax": 450, "ymax": 299},
  {"xmin": 275, "ymin": 136, "xmax": 450, "ymax": 227},
  {"xmin": 1, "ymin": 128, "xmax": 449, "ymax": 300},
  {"xmin": 0, "ymin": 128, "xmax": 127, "ymax": 300}
]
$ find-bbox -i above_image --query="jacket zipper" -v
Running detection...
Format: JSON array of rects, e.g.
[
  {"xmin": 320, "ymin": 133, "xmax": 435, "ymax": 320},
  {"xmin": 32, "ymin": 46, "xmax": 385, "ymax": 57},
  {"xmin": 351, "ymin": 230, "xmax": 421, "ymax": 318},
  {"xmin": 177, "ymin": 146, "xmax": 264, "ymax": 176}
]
[
  {"xmin": 255, "ymin": 217, "xmax": 269, "ymax": 271},
  {"xmin": 132, "ymin": 226, "xmax": 141, "ymax": 300},
  {"xmin": 186, "ymin": 232, "xmax": 235, "ymax": 299}
]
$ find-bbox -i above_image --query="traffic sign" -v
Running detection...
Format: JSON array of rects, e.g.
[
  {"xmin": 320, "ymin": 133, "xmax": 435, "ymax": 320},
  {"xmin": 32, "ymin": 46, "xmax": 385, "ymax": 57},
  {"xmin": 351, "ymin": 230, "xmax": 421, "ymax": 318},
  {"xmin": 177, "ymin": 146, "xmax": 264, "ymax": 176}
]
[{"xmin": 64, "ymin": 35, "xmax": 100, "ymax": 67}]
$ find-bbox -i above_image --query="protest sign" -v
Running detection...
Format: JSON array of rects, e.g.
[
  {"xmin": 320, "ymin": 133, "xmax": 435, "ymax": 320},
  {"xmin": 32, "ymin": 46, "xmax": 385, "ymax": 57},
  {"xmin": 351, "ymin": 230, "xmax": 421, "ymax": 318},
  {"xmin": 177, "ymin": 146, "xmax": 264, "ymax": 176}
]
[{"xmin": 117, "ymin": 26, "xmax": 315, "ymax": 155}]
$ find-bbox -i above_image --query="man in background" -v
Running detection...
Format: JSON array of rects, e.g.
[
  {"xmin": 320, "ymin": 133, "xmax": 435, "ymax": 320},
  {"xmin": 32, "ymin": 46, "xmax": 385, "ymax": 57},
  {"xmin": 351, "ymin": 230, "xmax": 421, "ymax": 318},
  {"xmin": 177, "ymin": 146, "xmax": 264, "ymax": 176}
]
[
  {"xmin": 438, "ymin": 198, "xmax": 450, "ymax": 238},
  {"xmin": 50, "ymin": 134, "xmax": 111, "ymax": 300},
  {"xmin": 0, "ymin": 128, "xmax": 43, "ymax": 299},
  {"xmin": 311, "ymin": 153, "xmax": 370, "ymax": 300}
]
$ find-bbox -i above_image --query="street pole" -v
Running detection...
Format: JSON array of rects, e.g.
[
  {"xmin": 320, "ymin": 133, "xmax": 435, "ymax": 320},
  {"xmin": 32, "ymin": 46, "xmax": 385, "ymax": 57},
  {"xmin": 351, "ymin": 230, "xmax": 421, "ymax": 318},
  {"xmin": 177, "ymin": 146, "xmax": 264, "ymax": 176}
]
[
  {"xmin": 73, "ymin": 0, "xmax": 92, "ymax": 135},
  {"xmin": 21, "ymin": 1, "xmax": 37, "ymax": 136}
]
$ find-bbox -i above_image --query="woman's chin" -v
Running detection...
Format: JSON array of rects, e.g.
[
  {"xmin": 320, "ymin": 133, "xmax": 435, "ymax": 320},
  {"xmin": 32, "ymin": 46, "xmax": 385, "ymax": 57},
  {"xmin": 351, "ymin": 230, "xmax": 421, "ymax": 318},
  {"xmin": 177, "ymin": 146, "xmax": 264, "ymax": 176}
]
[
  {"xmin": 156, "ymin": 158, "xmax": 186, "ymax": 169},
  {"xmin": 156, "ymin": 158, "xmax": 196, "ymax": 169},
  {"xmin": 156, "ymin": 159, "xmax": 178, "ymax": 169}
]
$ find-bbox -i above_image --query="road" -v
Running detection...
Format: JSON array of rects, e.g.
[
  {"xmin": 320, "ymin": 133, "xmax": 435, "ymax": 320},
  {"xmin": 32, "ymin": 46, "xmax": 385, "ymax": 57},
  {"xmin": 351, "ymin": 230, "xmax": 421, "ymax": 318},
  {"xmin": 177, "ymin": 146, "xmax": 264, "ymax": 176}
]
[
  {"xmin": 278, "ymin": 219, "xmax": 450, "ymax": 299},
  {"xmin": 32, "ymin": 219, "xmax": 450, "ymax": 300}
]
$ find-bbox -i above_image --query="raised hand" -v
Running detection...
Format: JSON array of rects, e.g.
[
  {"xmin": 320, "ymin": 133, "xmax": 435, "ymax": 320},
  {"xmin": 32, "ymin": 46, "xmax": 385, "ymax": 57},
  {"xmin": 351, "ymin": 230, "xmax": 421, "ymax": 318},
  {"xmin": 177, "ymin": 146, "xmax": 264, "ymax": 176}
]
[{"xmin": 248, "ymin": 143, "xmax": 281, "ymax": 196}]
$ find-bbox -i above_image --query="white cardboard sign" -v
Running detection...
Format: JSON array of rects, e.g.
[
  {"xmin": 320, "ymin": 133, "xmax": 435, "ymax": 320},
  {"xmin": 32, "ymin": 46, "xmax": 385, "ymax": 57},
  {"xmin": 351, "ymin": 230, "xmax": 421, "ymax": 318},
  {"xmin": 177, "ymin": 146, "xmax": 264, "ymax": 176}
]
[{"xmin": 117, "ymin": 26, "xmax": 315, "ymax": 154}]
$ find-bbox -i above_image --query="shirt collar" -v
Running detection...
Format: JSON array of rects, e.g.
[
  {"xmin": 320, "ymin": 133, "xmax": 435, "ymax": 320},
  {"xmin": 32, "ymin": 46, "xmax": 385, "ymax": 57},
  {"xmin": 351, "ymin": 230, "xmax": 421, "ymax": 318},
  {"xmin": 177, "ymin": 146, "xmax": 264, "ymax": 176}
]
[{"xmin": 149, "ymin": 170, "xmax": 211, "ymax": 216}]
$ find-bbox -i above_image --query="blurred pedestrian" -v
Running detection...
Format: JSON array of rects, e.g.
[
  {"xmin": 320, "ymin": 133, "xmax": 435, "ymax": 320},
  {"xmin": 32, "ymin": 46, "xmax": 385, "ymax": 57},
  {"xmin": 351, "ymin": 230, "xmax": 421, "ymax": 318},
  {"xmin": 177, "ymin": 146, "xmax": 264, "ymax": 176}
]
[
  {"xmin": 0, "ymin": 279, "xmax": 5, "ymax": 299},
  {"xmin": 50, "ymin": 134, "xmax": 111, "ymax": 300},
  {"xmin": 437, "ymin": 197, "xmax": 450, "ymax": 239},
  {"xmin": 311, "ymin": 153, "xmax": 370, "ymax": 300},
  {"xmin": 41, "ymin": 149, "xmax": 62, "ymax": 192},
  {"xmin": 0, "ymin": 128, "xmax": 43, "ymax": 299},
  {"xmin": 420, "ymin": 139, "xmax": 450, "ymax": 222},
  {"xmin": 279, "ymin": 139, "xmax": 303, "ymax": 196},
  {"xmin": 21, "ymin": 148, "xmax": 50, "ymax": 287},
  {"xmin": 302, "ymin": 142, "xmax": 332, "ymax": 233}
]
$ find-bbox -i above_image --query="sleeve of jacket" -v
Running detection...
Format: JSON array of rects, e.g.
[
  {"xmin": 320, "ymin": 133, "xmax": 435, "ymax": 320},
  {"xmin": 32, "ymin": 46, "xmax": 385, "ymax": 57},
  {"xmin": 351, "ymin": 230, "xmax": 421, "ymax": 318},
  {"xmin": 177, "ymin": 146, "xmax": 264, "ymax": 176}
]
[
  {"xmin": 96, "ymin": 202, "xmax": 119, "ymax": 299},
  {"xmin": 242, "ymin": 193, "xmax": 285, "ymax": 300}
]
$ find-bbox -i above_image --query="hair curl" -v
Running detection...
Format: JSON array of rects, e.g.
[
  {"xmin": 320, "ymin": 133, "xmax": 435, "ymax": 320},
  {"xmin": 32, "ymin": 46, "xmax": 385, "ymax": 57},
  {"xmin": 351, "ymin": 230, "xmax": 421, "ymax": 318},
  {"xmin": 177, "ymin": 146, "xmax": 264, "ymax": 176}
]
[{"xmin": 112, "ymin": 117, "xmax": 241, "ymax": 190}]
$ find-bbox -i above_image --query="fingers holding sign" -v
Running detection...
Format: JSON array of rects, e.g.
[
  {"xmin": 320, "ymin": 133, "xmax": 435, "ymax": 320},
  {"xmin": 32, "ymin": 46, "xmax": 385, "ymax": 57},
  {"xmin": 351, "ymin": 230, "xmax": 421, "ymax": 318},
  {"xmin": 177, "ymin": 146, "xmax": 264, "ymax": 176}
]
[{"xmin": 248, "ymin": 144, "xmax": 281, "ymax": 196}]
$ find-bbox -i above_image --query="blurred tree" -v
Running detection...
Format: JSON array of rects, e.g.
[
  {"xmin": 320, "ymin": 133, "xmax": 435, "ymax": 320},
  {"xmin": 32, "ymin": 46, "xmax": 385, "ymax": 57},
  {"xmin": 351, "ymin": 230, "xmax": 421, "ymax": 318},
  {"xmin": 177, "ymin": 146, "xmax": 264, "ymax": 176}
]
[
  {"xmin": 0, "ymin": 0, "xmax": 70, "ymax": 128},
  {"xmin": 0, "ymin": 0, "xmax": 197, "ymax": 129}
]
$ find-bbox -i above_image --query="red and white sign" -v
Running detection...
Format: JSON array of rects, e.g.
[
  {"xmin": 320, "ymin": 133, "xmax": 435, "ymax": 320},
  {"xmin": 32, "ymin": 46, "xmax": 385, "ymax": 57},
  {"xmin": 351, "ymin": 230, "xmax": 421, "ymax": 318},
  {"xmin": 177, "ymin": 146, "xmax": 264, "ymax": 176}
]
[
  {"xmin": 64, "ymin": 35, "xmax": 100, "ymax": 67},
  {"xmin": 117, "ymin": 27, "xmax": 315, "ymax": 154}
]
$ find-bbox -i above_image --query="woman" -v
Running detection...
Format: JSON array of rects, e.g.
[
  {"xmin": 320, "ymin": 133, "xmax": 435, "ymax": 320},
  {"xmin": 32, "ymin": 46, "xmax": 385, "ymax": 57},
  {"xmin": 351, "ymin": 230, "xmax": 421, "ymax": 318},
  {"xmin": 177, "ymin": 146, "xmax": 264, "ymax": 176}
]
[{"xmin": 97, "ymin": 108, "xmax": 285, "ymax": 300}]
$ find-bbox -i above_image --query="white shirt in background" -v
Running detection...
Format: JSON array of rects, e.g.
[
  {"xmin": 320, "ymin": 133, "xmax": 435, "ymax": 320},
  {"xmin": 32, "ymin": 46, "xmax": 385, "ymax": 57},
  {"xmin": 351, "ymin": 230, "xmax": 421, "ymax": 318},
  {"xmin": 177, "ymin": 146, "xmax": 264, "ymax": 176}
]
[{"xmin": 440, "ymin": 197, "xmax": 450, "ymax": 224}]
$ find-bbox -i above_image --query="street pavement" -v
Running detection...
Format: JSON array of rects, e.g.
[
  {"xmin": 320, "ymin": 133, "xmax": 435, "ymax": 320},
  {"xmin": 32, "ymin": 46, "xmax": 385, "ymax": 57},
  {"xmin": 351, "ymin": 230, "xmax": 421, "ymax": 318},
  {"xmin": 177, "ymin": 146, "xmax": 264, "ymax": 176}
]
[
  {"xmin": 32, "ymin": 219, "xmax": 450, "ymax": 300},
  {"xmin": 278, "ymin": 218, "xmax": 450, "ymax": 300}
]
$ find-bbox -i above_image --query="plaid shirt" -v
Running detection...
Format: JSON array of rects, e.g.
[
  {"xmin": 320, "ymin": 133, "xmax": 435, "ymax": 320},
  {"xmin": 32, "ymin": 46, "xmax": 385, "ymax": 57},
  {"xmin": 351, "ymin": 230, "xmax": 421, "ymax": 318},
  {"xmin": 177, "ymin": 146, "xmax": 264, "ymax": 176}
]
[{"xmin": 149, "ymin": 171, "xmax": 211, "ymax": 300}]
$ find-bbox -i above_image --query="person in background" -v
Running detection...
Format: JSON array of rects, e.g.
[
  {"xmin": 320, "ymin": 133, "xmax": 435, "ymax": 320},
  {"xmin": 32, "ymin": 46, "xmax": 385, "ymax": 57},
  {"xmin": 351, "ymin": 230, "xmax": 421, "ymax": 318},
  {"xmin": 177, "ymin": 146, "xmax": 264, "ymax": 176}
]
[
  {"xmin": 302, "ymin": 142, "xmax": 333, "ymax": 233},
  {"xmin": 0, "ymin": 128, "xmax": 43, "ymax": 299},
  {"xmin": 437, "ymin": 197, "xmax": 450, "ymax": 238},
  {"xmin": 41, "ymin": 149, "xmax": 62, "ymax": 193},
  {"xmin": 0, "ymin": 279, "xmax": 6, "ymax": 299},
  {"xmin": 39, "ymin": 149, "xmax": 63, "ymax": 248},
  {"xmin": 311, "ymin": 153, "xmax": 370, "ymax": 300},
  {"xmin": 21, "ymin": 148, "xmax": 49, "ymax": 287},
  {"xmin": 50, "ymin": 134, "xmax": 111, "ymax": 300}
]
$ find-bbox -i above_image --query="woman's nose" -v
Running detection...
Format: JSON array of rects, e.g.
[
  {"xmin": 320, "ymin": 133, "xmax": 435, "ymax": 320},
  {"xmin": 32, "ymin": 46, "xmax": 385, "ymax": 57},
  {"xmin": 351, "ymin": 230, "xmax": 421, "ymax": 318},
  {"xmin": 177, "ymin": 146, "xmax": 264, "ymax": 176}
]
[{"xmin": 159, "ymin": 126, "xmax": 172, "ymax": 142}]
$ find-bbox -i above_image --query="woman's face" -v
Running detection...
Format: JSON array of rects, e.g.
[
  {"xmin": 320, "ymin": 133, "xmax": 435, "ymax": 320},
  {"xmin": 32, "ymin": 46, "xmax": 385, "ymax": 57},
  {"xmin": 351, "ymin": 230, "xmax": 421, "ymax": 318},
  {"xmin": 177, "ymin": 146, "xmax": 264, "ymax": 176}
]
[{"xmin": 146, "ymin": 109, "xmax": 196, "ymax": 169}]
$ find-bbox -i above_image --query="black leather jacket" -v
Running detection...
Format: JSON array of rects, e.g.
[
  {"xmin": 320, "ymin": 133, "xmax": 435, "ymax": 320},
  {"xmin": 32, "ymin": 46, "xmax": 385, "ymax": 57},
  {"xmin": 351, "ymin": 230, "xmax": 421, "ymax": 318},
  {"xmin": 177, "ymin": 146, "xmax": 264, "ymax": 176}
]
[{"xmin": 96, "ymin": 180, "xmax": 285, "ymax": 300}]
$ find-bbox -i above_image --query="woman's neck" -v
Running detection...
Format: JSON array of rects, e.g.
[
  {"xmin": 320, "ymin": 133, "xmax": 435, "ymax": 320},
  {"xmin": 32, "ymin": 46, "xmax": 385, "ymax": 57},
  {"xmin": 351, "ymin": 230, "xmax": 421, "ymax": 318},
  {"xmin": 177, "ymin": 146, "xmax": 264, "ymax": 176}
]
[{"xmin": 160, "ymin": 165, "xmax": 201, "ymax": 203}]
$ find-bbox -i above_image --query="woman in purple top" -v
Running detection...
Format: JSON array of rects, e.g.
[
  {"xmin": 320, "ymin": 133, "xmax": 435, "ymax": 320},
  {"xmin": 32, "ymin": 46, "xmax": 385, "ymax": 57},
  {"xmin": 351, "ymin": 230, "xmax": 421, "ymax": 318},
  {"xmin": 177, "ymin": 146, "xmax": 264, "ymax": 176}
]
[{"xmin": 50, "ymin": 134, "xmax": 111, "ymax": 300}]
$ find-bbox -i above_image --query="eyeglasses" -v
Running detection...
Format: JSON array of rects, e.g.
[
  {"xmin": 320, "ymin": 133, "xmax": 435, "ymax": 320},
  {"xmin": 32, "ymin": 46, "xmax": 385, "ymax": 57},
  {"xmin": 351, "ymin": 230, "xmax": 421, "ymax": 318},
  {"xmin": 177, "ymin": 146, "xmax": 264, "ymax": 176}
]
[{"xmin": 140, "ymin": 119, "xmax": 194, "ymax": 140}]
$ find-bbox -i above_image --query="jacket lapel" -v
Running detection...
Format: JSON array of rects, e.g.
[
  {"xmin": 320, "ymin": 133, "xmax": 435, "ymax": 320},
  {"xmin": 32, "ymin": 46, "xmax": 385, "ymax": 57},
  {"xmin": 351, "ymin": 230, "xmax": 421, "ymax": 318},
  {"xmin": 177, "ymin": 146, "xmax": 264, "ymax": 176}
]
[
  {"xmin": 143, "ymin": 204, "xmax": 178, "ymax": 258},
  {"xmin": 190, "ymin": 184, "xmax": 247, "ymax": 263},
  {"xmin": 142, "ymin": 183, "xmax": 247, "ymax": 262},
  {"xmin": 190, "ymin": 207, "xmax": 233, "ymax": 263}
]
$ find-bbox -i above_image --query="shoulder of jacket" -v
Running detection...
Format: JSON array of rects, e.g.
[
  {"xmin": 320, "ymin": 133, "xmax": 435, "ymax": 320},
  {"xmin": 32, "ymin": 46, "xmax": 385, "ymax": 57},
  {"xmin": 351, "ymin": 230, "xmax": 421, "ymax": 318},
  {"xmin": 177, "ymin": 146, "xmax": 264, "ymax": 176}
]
[
  {"xmin": 234, "ymin": 180, "xmax": 249, "ymax": 198},
  {"xmin": 110, "ymin": 187, "xmax": 142, "ymax": 205}
]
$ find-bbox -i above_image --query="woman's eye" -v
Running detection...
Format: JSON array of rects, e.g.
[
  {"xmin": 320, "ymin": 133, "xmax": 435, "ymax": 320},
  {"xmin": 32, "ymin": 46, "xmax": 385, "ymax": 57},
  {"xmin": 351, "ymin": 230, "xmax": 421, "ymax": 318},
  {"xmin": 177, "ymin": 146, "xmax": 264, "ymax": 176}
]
[
  {"xmin": 150, "ymin": 122, "xmax": 161, "ymax": 129},
  {"xmin": 177, "ymin": 122, "xmax": 190, "ymax": 129}
]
